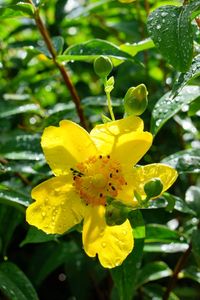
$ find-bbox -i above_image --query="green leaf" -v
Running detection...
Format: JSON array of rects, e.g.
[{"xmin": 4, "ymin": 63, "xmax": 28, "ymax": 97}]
[
  {"xmin": 185, "ymin": 186, "xmax": 200, "ymax": 217},
  {"xmin": 28, "ymin": 241, "xmax": 79, "ymax": 286},
  {"xmin": 161, "ymin": 148, "xmax": 200, "ymax": 174},
  {"xmin": 20, "ymin": 226, "xmax": 58, "ymax": 247},
  {"xmin": 120, "ymin": 38, "xmax": 155, "ymax": 57},
  {"xmin": 0, "ymin": 132, "xmax": 44, "ymax": 161},
  {"xmin": 144, "ymin": 242, "xmax": 189, "ymax": 253},
  {"xmin": 0, "ymin": 204, "xmax": 23, "ymax": 255},
  {"xmin": 151, "ymin": 86, "xmax": 200, "ymax": 135},
  {"xmin": 136, "ymin": 261, "xmax": 172, "ymax": 288},
  {"xmin": 143, "ymin": 283, "xmax": 180, "ymax": 300},
  {"xmin": 0, "ymin": 102, "xmax": 41, "ymax": 119},
  {"xmin": 0, "ymin": 262, "xmax": 39, "ymax": 300},
  {"xmin": 111, "ymin": 211, "xmax": 145, "ymax": 300},
  {"xmin": 148, "ymin": 193, "xmax": 196, "ymax": 215},
  {"xmin": 147, "ymin": 2, "xmax": 200, "ymax": 71},
  {"xmin": 181, "ymin": 266, "xmax": 200, "ymax": 284},
  {"xmin": 191, "ymin": 230, "xmax": 200, "ymax": 268},
  {"xmin": 172, "ymin": 54, "xmax": 200, "ymax": 97},
  {"xmin": 145, "ymin": 224, "xmax": 182, "ymax": 243},
  {"xmin": 57, "ymin": 39, "xmax": 134, "ymax": 63},
  {"xmin": 0, "ymin": 185, "xmax": 31, "ymax": 209},
  {"xmin": 52, "ymin": 36, "xmax": 64, "ymax": 55},
  {"xmin": 0, "ymin": 3, "xmax": 34, "ymax": 19},
  {"xmin": 0, "ymin": 161, "xmax": 38, "ymax": 175}
]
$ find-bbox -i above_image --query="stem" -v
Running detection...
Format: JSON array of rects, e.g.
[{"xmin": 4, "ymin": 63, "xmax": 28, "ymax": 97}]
[
  {"xmin": 27, "ymin": 0, "xmax": 87, "ymax": 129},
  {"xmin": 106, "ymin": 92, "xmax": 115, "ymax": 121},
  {"xmin": 163, "ymin": 243, "xmax": 192, "ymax": 300}
]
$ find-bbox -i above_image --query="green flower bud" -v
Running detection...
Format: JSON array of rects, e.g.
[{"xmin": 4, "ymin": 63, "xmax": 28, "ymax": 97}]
[
  {"xmin": 124, "ymin": 84, "xmax": 148, "ymax": 116},
  {"xmin": 144, "ymin": 178, "xmax": 163, "ymax": 199},
  {"xmin": 94, "ymin": 56, "xmax": 113, "ymax": 78},
  {"xmin": 105, "ymin": 203, "xmax": 129, "ymax": 226}
]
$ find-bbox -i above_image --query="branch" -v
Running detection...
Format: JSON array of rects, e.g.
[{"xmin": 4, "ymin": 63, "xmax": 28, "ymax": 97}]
[
  {"xmin": 28, "ymin": 0, "xmax": 88, "ymax": 129},
  {"xmin": 163, "ymin": 243, "xmax": 192, "ymax": 300}
]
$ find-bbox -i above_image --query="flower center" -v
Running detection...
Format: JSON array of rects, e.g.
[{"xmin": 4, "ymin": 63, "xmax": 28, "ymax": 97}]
[{"xmin": 71, "ymin": 155, "xmax": 127, "ymax": 206}]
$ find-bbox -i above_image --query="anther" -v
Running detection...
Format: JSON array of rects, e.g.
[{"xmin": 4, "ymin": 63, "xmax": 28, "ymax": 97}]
[
  {"xmin": 109, "ymin": 182, "xmax": 112, "ymax": 186},
  {"xmin": 116, "ymin": 169, "xmax": 119, "ymax": 173},
  {"xmin": 111, "ymin": 186, "xmax": 116, "ymax": 191},
  {"xmin": 99, "ymin": 155, "xmax": 102, "ymax": 159},
  {"xmin": 100, "ymin": 193, "xmax": 103, "ymax": 197},
  {"xmin": 107, "ymin": 155, "xmax": 110, "ymax": 159},
  {"xmin": 110, "ymin": 173, "xmax": 112, "ymax": 178}
]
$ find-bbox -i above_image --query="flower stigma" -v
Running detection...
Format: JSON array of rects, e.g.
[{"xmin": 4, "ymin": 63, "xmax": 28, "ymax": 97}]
[{"xmin": 71, "ymin": 155, "xmax": 127, "ymax": 206}]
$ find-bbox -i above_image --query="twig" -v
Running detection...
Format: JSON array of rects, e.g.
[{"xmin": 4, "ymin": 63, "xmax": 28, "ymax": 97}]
[
  {"xmin": 27, "ymin": 0, "xmax": 87, "ymax": 129},
  {"xmin": 162, "ymin": 243, "xmax": 192, "ymax": 300}
]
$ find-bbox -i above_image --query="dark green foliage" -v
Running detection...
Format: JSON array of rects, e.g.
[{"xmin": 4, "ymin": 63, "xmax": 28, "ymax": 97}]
[{"xmin": 0, "ymin": 0, "xmax": 199, "ymax": 299}]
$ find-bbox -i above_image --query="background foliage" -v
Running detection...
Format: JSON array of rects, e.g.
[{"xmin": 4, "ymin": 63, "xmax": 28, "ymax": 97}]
[{"xmin": 0, "ymin": 0, "xmax": 200, "ymax": 299}]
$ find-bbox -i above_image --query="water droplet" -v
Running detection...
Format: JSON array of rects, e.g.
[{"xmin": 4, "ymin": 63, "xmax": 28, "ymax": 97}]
[
  {"xmin": 42, "ymin": 212, "xmax": 46, "ymax": 217},
  {"xmin": 161, "ymin": 12, "xmax": 168, "ymax": 17},
  {"xmin": 115, "ymin": 258, "xmax": 121, "ymax": 267},
  {"xmin": 156, "ymin": 24, "xmax": 161, "ymax": 30},
  {"xmin": 101, "ymin": 242, "xmax": 106, "ymax": 248}
]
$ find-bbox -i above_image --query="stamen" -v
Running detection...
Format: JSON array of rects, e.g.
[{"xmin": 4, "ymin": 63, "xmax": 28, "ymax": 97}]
[{"xmin": 73, "ymin": 155, "xmax": 126, "ymax": 206}]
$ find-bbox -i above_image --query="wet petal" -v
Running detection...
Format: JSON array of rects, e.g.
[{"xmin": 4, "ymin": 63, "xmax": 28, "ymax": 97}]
[
  {"xmin": 90, "ymin": 116, "xmax": 152, "ymax": 167},
  {"xmin": 82, "ymin": 205, "xmax": 134, "ymax": 268},
  {"xmin": 41, "ymin": 120, "xmax": 97, "ymax": 176},
  {"xmin": 26, "ymin": 175, "xmax": 86, "ymax": 234},
  {"xmin": 132, "ymin": 163, "xmax": 178, "ymax": 200}
]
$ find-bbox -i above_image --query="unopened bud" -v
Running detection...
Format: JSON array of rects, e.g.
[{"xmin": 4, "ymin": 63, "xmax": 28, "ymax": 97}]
[
  {"xmin": 105, "ymin": 202, "xmax": 129, "ymax": 226},
  {"xmin": 144, "ymin": 178, "xmax": 163, "ymax": 199},
  {"xmin": 94, "ymin": 56, "xmax": 113, "ymax": 78},
  {"xmin": 124, "ymin": 84, "xmax": 148, "ymax": 116}
]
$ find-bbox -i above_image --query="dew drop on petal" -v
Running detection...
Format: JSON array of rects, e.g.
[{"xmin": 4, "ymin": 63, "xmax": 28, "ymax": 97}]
[{"xmin": 101, "ymin": 242, "xmax": 106, "ymax": 248}]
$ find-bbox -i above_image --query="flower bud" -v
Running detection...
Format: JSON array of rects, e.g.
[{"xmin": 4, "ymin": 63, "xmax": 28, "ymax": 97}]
[
  {"xmin": 105, "ymin": 203, "xmax": 129, "ymax": 226},
  {"xmin": 94, "ymin": 56, "xmax": 113, "ymax": 78},
  {"xmin": 144, "ymin": 178, "xmax": 163, "ymax": 199},
  {"xmin": 124, "ymin": 84, "xmax": 148, "ymax": 116}
]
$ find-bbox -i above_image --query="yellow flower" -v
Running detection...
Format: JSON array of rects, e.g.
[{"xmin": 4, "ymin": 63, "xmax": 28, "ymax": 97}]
[{"xmin": 26, "ymin": 116, "xmax": 177, "ymax": 268}]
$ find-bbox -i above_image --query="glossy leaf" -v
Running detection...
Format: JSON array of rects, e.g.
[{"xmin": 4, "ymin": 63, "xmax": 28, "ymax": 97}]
[
  {"xmin": 0, "ymin": 3, "xmax": 34, "ymax": 19},
  {"xmin": 181, "ymin": 266, "xmax": 200, "ymax": 284},
  {"xmin": 185, "ymin": 186, "xmax": 200, "ymax": 217},
  {"xmin": 136, "ymin": 261, "xmax": 172, "ymax": 288},
  {"xmin": 20, "ymin": 226, "xmax": 58, "ymax": 247},
  {"xmin": 151, "ymin": 85, "xmax": 200, "ymax": 135},
  {"xmin": 172, "ymin": 54, "xmax": 200, "ymax": 97},
  {"xmin": 161, "ymin": 148, "xmax": 200, "ymax": 174},
  {"xmin": 120, "ymin": 38, "xmax": 155, "ymax": 56},
  {"xmin": 147, "ymin": 2, "xmax": 200, "ymax": 71},
  {"xmin": 148, "ymin": 193, "xmax": 196, "ymax": 215},
  {"xmin": 0, "ymin": 186, "xmax": 31, "ymax": 209},
  {"xmin": 145, "ymin": 224, "xmax": 182, "ymax": 243},
  {"xmin": 144, "ymin": 242, "xmax": 189, "ymax": 253},
  {"xmin": 111, "ymin": 211, "xmax": 145, "ymax": 300},
  {"xmin": 0, "ymin": 204, "xmax": 23, "ymax": 255},
  {"xmin": 0, "ymin": 132, "xmax": 44, "ymax": 161},
  {"xmin": 0, "ymin": 262, "xmax": 39, "ymax": 300},
  {"xmin": 191, "ymin": 230, "xmax": 200, "ymax": 268},
  {"xmin": 0, "ymin": 103, "xmax": 41, "ymax": 118},
  {"xmin": 28, "ymin": 241, "xmax": 79, "ymax": 286},
  {"xmin": 57, "ymin": 39, "xmax": 133, "ymax": 62}
]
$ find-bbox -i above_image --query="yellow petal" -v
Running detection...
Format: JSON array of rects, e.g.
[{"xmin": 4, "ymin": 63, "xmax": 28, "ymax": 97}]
[
  {"xmin": 41, "ymin": 120, "xmax": 97, "ymax": 176},
  {"xmin": 90, "ymin": 116, "xmax": 153, "ymax": 167},
  {"xmin": 82, "ymin": 205, "xmax": 134, "ymax": 268},
  {"xmin": 132, "ymin": 163, "xmax": 178, "ymax": 200},
  {"xmin": 26, "ymin": 175, "xmax": 86, "ymax": 234}
]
